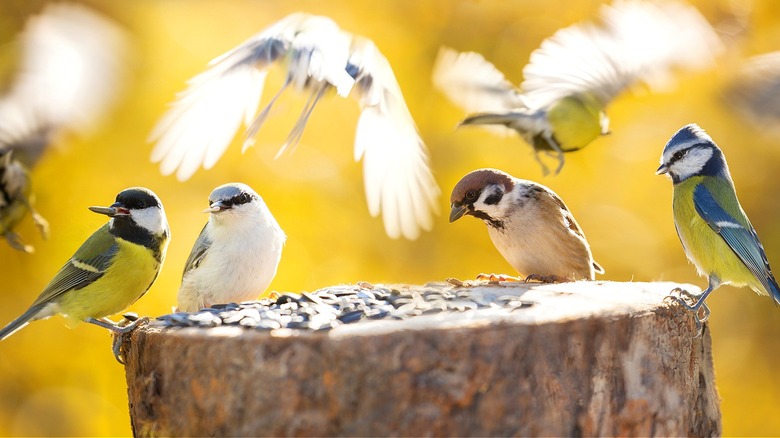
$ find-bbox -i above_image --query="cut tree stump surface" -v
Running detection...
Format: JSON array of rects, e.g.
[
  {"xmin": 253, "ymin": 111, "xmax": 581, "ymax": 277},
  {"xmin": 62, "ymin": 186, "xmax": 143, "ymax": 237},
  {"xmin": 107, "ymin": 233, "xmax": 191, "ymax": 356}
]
[{"xmin": 122, "ymin": 280, "xmax": 720, "ymax": 437}]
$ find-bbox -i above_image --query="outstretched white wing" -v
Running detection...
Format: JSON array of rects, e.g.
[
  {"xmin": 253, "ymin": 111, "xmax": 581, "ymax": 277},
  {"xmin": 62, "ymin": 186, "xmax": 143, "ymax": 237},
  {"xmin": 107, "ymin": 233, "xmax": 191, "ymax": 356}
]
[
  {"xmin": 0, "ymin": 3, "xmax": 128, "ymax": 166},
  {"xmin": 350, "ymin": 38, "xmax": 439, "ymax": 239},
  {"xmin": 522, "ymin": 0, "xmax": 721, "ymax": 110},
  {"xmin": 432, "ymin": 47, "xmax": 525, "ymax": 114},
  {"xmin": 149, "ymin": 13, "xmax": 355, "ymax": 181}
]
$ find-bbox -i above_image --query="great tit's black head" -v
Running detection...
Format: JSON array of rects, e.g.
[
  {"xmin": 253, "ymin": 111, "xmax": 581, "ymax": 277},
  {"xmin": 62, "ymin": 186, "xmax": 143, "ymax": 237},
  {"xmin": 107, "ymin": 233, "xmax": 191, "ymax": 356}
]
[
  {"xmin": 115, "ymin": 187, "xmax": 162, "ymax": 211},
  {"xmin": 90, "ymin": 187, "xmax": 169, "ymax": 242}
]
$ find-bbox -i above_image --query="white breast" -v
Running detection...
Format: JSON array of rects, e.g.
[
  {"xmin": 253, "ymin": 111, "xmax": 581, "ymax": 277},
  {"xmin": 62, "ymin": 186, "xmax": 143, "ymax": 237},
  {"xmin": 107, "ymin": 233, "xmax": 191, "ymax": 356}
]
[{"xmin": 177, "ymin": 209, "xmax": 285, "ymax": 312}]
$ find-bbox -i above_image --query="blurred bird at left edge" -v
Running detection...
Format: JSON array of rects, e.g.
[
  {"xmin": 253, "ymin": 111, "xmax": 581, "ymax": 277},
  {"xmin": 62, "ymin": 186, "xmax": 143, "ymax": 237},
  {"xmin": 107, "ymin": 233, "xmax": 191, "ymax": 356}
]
[{"xmin": 0, "ymin": 0, "xmax": 779, "ymax": 436}]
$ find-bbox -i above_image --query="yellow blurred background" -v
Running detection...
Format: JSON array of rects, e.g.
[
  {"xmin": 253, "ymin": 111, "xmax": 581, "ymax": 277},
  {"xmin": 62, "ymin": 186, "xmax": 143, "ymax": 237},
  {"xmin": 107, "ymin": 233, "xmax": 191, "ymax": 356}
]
[{"xmin": 0, "ymin": 0, "xmax": 779, "ymax": 435}]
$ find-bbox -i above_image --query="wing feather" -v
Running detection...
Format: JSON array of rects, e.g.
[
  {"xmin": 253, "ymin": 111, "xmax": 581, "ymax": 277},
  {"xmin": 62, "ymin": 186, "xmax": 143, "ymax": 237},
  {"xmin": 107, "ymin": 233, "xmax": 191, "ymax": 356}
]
[
  {"xmin": 692, "ymin": 184, "xmax": 780, "ymax": 301},
  {"xmin": 350, "ymin": 39, "xmax": 439, "ymax": 239},
  {"xmin": 31, "ymin": 224, "xmax": 118, "ymax": 307}
]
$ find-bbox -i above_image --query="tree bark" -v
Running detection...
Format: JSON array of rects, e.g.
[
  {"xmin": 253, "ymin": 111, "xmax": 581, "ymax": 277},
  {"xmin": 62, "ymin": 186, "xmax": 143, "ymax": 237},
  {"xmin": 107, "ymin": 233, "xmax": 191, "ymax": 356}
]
[{"xmin": 122, "ymin": 280, "xmax": 720, "ymax": 437}]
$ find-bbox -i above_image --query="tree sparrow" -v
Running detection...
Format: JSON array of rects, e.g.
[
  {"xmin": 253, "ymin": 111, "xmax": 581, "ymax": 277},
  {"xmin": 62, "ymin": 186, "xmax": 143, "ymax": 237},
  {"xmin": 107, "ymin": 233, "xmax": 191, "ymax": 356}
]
[{"xmin": 450, "ymin": 168, "xmax": 603, "ymax": 281}]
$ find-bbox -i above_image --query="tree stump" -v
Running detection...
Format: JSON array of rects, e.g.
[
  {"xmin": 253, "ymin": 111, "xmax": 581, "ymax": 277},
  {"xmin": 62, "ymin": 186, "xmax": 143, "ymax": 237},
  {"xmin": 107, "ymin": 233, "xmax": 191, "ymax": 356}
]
[{"xmin": 121, "ymin": 280, "xmax": 720, "ymax": 437}]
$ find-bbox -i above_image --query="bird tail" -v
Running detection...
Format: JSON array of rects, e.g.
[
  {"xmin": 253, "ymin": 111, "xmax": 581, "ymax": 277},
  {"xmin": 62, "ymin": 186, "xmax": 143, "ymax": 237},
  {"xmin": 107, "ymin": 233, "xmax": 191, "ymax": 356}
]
[
  {"xmin": 0, "ymin": 304, "xmax": 43, "ymax": 341},
  {"xmin": 460, "ymin": 111, "xmax": 539, "ymax": 135}
]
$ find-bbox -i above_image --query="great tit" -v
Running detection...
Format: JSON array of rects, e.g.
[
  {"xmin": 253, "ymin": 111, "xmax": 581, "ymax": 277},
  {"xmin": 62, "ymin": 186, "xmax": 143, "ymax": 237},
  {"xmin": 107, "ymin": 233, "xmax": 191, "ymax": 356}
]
[
  {"xmin": 433, "ymin": 0, "xmax": 722, "ymax": 175},
  {"xmin": 149, "ymin": 12, "xmax": 439, "ymax": 240},
  {"xmin": 450, "ymin": 168, "xmax": 603, "ymax": 282},
  {"xmin": 177, "ymin": 183, "xmax": 285, "ymax": 312},
  {"xmin": 0, "ymin": 187, "xmax": 170, "ymax": 341},
  {"xmin": 657, "ymin": 124, "xmax": 780, "ymax": 326}
]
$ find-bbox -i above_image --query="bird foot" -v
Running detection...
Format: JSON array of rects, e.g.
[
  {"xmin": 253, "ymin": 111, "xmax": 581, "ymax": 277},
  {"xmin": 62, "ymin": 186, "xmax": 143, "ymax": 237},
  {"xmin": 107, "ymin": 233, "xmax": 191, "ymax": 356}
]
[
  {"xmin": 667, "ymin": 287, "xmax": 703, "ymax": 309},
  {"xmin": 111, "ymin": 314, "xmax": 149, "ymax": 365},
  {"xmin": 664, "ymin": 289, "xmax": 711, "ymax": 337},
  {"xmin": 523, "ymin": 273, "xmax": 569, "ymax": 284},
  {"xmin": 87, "ymin": 314, "xmax": 149, "ymax": 364},
  {"xmin": 4, "ymin": 232, "xmax": 33, "ymax": 253},
  {"xmin": 476, "ymin": 273, "xmax": 522, "ymax": 283},
  {"xmin": 31, "ymin": 212, "xmax": 49, "ymax": 239}
]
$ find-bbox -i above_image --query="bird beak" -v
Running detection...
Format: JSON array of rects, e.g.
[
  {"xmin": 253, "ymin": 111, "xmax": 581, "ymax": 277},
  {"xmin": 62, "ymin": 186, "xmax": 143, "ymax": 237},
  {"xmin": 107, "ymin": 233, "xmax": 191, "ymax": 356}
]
[
  {"xmin": 89, "ymin": 202, "xmax": 130, "ymax": 217},
  {"xmin": 655, "ymin": 163, "xmax": 669, "ymax": 175},
  {"xmin": 449, "ymin": 203, "xmax": 469, "ymax": 223},
  {"xmin": 203, "ymin": 200, "xmax": 228, "ymax": 213}
]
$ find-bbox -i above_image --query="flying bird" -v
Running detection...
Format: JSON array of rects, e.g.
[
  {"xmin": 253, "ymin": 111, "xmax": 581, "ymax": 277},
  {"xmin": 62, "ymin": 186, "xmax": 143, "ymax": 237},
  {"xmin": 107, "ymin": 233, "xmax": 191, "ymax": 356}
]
[
  {"xmin": 0, "ymin": 3, "xmax": 128, "ymax": 252},
  {"xmin": 150, "ymin": 12, "xmax": 439, "ymax": 240},
  {"xmin": 433, "ymin": 0, "xmax": 722, "ymax": 175}
]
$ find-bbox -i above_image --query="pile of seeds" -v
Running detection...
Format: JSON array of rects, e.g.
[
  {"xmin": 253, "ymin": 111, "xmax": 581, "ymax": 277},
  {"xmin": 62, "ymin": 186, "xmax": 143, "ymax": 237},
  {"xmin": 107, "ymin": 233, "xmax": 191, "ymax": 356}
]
[{"xmin": 156, "ymin": 282, "xmax": 534, "ymax": 331}]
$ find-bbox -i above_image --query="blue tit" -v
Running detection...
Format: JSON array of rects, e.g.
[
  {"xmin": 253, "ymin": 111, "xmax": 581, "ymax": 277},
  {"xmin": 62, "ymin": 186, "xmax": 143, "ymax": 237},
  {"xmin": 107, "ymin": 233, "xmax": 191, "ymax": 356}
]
[
  {"xmin": 433, "ymin": 0, "xmax": 722, "ymax": 175},
  {"xmin": 0, "ymin": 187, "xmax": 170, "ymax": 342},
  {"xmin": 149, "ymin": 12, "xmax": 439, "ymax": 240},
  {"xmin": 657, "ymin": 124, "xmax": 780, "ymax": 326},
  {"xmin": 177, "ymin": 183, "xmax": 285, "ymax": 312},
  {"xmin": 0, "ymin": 148, "xmax": 48, "ymax": 252}
]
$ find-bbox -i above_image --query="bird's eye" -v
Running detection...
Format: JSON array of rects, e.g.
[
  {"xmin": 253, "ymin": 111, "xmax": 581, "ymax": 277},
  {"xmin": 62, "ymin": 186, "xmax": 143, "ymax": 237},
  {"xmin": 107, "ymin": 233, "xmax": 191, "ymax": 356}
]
[
  {"xmin": 241, "ymin": 193, "xmax": 251, "ymax": 203},
  {"xmin": 672, "ymin": 150, "xmax": 685, "ymax": 161},
  {"xmin": 138, "ymin": 201, "xmax": 146, "ymax": 209},
  {"xmin": 465, "ymin": 190, "xmax": 477, "ymax": 201}
]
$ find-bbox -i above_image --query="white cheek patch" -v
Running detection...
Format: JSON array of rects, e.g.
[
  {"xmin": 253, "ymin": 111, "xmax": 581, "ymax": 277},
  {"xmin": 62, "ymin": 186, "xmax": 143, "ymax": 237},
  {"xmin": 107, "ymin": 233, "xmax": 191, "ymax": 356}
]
[
  {"xmin": 130, "ymin": 206, "xmax": 168, "ymax": 235},
  {"xmin": 671, "ymin": 147, "xmax": 713, "ymax": 180}
]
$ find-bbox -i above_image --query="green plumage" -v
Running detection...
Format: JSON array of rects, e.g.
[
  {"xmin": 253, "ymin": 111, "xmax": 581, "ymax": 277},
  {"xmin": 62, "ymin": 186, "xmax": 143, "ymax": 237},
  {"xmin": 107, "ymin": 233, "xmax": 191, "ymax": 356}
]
[{"xmin": 673, "ymin": 176, "xmax": 768, "ymax": 295}]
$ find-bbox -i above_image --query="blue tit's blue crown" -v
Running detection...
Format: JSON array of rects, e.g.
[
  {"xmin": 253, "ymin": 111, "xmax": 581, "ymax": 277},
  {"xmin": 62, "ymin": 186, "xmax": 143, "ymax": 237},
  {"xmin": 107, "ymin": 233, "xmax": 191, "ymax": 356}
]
[
  {"xmin": 662, "ymin": 123, "xmax": 714, "ymax": 156},
  {"xmin": 662, "ymin": 124, "xmax": 731, "ymax": 183}
]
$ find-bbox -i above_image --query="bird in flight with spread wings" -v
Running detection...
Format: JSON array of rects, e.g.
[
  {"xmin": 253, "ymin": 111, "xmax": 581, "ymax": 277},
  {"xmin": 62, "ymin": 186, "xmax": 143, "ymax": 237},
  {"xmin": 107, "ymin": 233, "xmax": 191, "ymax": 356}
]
[
  {"xmin": 150, "ymin": 12, "xmax": 439, "ymax": 240},
  {"xmin": 433, "ymin": 0, "xmax": 722, "ymax": 175}
]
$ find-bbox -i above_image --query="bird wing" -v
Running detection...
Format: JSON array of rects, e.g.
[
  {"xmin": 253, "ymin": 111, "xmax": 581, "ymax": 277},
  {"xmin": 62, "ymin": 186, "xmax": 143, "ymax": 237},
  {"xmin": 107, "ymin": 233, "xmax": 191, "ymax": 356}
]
[
  {"xmin": 520, "ymin": 19, "xmax": 632, "ymax": 110},
  {"xmin": 149, "ymin": 13, "xmax": 356, "ymax": 182},
  {"xmin": 692, "ymin": 183, "xmax": 780, "ymax": 302},
  {"xmin": 182, "ymin": 223, "xmax": 211, "ymax": 277},
  {"xmin": 432, "ymin": 47, "xmax": 525, "ymax": 114},
  {"xmin": 600, "ymin": 0, "xmax": 722, "ymax": 91},
  {"xmin": 349, "ymin": 37, "xmax": 440, "ymax": 239},
  {"xmin": 0, "ymin": 3, "xmax": 128, "ymax": 167},
  {"xmin": 30, "ymin": 223, "xmax": 119, "ymax": 307},
  {"xmin": 725, "ymin": 52, "xmax": 780, "ymax": 128},
  {"xmin": 521, "ymin": 0, "xmax": 721, "ymax": 110}
]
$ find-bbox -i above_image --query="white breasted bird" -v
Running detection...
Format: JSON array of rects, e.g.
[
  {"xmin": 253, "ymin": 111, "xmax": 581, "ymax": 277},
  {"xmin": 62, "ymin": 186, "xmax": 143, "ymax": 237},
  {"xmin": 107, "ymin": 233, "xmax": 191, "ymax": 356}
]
[
  {"xmin": 450, "ymin": 168, "xmax": 603, "ymax": 281},
  {"xmin": 149, "ymin": 12, "xmax": 439, "ymax": 240},
  {"xmin": 657, "ymin": 124, "xmax": 780, "ymax": 327},
  {"xmin": 177, "ymin": 183, "xmax": 285, "ymax": 313},
  {"xmin": 0, "ymin": 187, "xmax": 170, "ymax": 346},
  {"xmin": 433, "ymin": 0, "xmax": 721, "ymax": 175}
]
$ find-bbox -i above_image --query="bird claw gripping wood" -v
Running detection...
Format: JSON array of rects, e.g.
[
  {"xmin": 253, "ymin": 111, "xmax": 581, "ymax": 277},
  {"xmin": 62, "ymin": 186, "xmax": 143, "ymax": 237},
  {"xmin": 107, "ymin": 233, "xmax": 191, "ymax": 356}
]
[
  {"xmin": 665, "ymin": 288, "xmax": 710, "ymax": 338},
  {"xmin": 110, "ymin": 313, "xmax": 150, "ymax": 365}
]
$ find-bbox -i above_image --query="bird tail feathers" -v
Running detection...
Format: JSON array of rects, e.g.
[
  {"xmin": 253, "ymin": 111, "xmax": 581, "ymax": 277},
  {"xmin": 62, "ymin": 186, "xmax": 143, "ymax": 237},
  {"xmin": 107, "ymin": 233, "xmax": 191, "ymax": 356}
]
[{"xmin": 0, "ymin": 304, "xmax": 44, "ymax": 341}]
